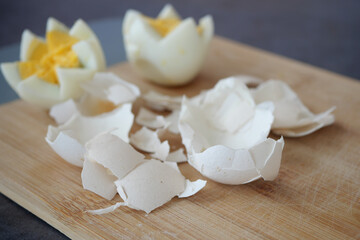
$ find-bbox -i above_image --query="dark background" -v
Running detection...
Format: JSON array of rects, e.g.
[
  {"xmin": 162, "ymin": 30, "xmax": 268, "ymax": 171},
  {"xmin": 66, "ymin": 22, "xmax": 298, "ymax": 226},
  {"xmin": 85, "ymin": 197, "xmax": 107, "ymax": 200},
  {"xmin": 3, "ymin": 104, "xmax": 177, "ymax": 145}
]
[
  {"xmin": 0, "ymin": 0, "xmax": 359, "ymax": 239},
  {"xmin": 1, "ymin": 0, "xmax": 360, "ymax": 79}
]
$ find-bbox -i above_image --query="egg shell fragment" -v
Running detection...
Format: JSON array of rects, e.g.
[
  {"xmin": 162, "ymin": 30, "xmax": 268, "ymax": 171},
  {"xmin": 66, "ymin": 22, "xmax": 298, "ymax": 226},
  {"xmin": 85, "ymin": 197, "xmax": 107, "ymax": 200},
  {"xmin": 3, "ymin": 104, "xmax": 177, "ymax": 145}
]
[
  {"xmin": 81, "ymin": 131, "xmax": 145, "ymax": 199},
  {"xmin": 49, "ymin": 72, "xmax": 140, "ymax": 124},
  {"xmin": 188, "ymin": 137, "xmax": 284, "ymax": 185},
  {"xmin": 46, "ymin": 104, "xmax": 134, "ymax": 167},
  {"xmin": 135, "ymin": 107, "xmax": 167, "ymax": 129},
  {"xmin": 83, "ymin": 132, "xmax": 206, "ymax": 214},
  {"xmin": 116, "ymin": 160, "xmax": 186, "ymax": 213},
  {"xmin": 88, "ymin": 160, "xmax": 207, "ymax": 214},
  {"xmin": 130, "ymin": 127, "xmax": 170, "ymax": 161},
  {"xmin": 179, "ymin": 78, "xmax": 275, "ymax": 151},
  {"xmin": 143, "ymin": 91, "xmax": 182, "ymax": 111},
  {"xmin": 81, "ymin": 72, "xmax": 140, "ymax": 105},
  {"xmin": 251, "ymin": 80, "xmax": 336, "ymax": 137},
  {"xmin": 178, "ymin": 76, "xmax": 284, "ymax": 184},
  {"xmin": 166, "ymin": 148, "xmax": 187, "ymax": 163}
]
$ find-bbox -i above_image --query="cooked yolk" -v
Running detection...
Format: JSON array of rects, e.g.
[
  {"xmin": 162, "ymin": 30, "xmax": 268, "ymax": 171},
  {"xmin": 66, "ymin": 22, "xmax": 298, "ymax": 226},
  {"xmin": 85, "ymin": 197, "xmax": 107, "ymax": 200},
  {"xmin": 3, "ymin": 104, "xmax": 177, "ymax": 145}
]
[
  {"xmin": 146, "ymin": 17, "xmax": 181, "ymax": 37},
  {"xmin": 18, "ymin": 31, "xmax": 81, "ymax": 84},
  {"xmin": 145, "ymin": 17, "xmax": 203, "ymax": 37}
]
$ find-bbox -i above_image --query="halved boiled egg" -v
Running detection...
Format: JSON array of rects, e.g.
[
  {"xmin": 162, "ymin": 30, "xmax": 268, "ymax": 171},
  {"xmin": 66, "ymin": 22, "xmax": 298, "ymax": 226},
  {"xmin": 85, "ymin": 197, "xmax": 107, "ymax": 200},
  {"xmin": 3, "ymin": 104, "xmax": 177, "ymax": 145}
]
[
  {"xmin": 123, "ymin": 4, "xmax": 214, "ymax": 86},
  {"xmin": 1, "ymin": 18, "xmax": 106, "ymax": 108}
]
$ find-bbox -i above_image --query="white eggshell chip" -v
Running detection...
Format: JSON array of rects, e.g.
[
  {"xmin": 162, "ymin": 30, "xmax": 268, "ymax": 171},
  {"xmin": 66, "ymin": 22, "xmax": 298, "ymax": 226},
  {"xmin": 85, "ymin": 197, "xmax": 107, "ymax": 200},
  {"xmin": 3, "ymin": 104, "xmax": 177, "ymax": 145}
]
[
  {"xmin": 179, "ymin": 76, "xmax": 285, "ymax": 184},
  {"xmin": 83, "ymin": 133, "xmax": 206, "ymax": 214},
  {"xmin": 143, "ymin": 90, "xmax": 182, "ymax": 111},
  {"xmin": 251, "ymin": 80, "xmax": 336, "ymax": 137},
  {"xmin": 81, "ymin": 72, "xmax": 140, "ymax": 105},
  {"xmin": 81, "ymin": 131, "xmax": 145, "ymax": 200},
  {"xmin": 130, "ymin": 127, "xmax": 170, "ymax": 161},
  {"xmin": 49, "ymin": 72, "xmax": 140, "ymax": 124},
  {"xmin": 46, "ymin": 104, "xmax": 134, "ymax": 167},
  {"xmin": 166, "ymin": 148, "xmax": 187, "ymax": 163},
  {"xmin": 135, "ymin": 107, "xmax": 167, "ymax": 129}
]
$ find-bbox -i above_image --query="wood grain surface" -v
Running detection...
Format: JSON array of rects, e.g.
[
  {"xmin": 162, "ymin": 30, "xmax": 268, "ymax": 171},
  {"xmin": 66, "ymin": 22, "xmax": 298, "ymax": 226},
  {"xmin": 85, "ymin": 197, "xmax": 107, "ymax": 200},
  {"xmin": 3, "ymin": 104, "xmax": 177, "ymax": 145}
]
[{"xmin": 0, "ymin": 37, "xmax": 359, "ymax": 239}]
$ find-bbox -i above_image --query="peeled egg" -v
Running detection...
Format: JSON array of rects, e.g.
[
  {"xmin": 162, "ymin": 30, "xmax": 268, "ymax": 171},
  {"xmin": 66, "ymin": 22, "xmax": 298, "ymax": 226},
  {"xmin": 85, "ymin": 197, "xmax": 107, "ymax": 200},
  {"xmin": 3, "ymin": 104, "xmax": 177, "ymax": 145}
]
[
  {"xmin": 1, "ymin": 18, "xmax": 106, "ymax": 108},
  {"xmin": 123, "ymin": 4, "xmax": 214, "ymax": 86}
]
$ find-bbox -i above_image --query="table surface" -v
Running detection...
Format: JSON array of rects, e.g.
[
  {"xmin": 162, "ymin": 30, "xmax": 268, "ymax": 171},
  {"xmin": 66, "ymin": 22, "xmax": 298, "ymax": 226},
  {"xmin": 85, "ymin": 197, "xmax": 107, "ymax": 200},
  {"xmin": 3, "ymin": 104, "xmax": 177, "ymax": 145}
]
[{"xmin": 1, "ymin": 2, "xmax": 360, "ymax": 239}]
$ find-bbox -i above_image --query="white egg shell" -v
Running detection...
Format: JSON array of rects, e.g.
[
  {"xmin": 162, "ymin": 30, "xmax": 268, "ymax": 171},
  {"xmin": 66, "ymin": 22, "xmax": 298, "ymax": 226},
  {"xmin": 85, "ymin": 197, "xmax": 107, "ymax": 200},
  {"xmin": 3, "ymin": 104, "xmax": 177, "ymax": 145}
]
[
  {"xmin": 49, "ymin": 72, "xmax": 140, "ymax": 124},
  {"xmin": 188, "ymin": 137, "xmax": 284, "ymax": 185},
  {"xmin": 178, "ymin": 77, "xmax": 285, "ymax": 184},
  {"xmin": 1, "ymin": 18, "xmax": 106, "ymax": 108},
  {"xmin": 49, "ymin": 99, "xmax": 79, "ymax": 125},
  {"xmin": 135, "ymin": 107, "xmax": 167, "ymax": 129},
  {"xmin": 46, "ymin": 104, "xmax": 134, "ymax": 167},
  {"xmin": 143, "ymin": 90, "xmax": 182, "ymax": 111},
  {"xmin": 130, "ymin": 127, "xmax": 170, "ymax": 161},
  {"xmin": 166, "ymin": 148, "xmax": 187, "ymax": 163},
  {"xmin": 81, "ymin": 131, "xmax": 145, "ymax": 199},
  {"xmin": 82, "ymin": 131, "xmax": 206, "ymax": 214},
  {"xmin": 123, "ymin": 4, "xmax": 214, "ymax": 86},
  {"xmin": 81, "ymin": 72, "xmax": 140, "ymax": 105},
  {"xmin": 251, "ymin": 80, "xmax": 336, "ymax": 137},
  {"xmin": 179, "ymin": 78, "xmax": 275, "ymax": 151},
  {"xmin": 89, "ymin": 160, "xmax": 206, "ymax": 214}
]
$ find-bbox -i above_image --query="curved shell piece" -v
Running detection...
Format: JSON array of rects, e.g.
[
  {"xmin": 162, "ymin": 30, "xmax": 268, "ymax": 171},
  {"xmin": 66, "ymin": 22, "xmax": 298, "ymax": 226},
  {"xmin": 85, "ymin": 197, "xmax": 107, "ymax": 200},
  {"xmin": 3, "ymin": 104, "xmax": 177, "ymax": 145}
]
[
  {"xmin": 46, "ymin": 104, "xmax": 134, "ymax": 166},
  {"xmin": 251, "ymin": 80, "xmax": 336, "ymax": 137},
  {"xmin": 179, "ymin": 77, "xmax": 284, "ymax": 184}
]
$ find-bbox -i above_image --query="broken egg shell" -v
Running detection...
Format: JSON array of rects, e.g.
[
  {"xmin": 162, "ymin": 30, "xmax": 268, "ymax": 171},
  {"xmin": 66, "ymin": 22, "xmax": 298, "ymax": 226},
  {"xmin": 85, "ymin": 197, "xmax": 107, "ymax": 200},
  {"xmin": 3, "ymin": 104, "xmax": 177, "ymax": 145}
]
[
  {"xmin": 143, "ymin": 90, "xmax": 182, "ymax": 111},
  {"xmin": 81, "ymin": 72, "xmax": 140, "ymax": 105},
  {"xmin": 49, "ymin": 72, "xmax": 140, "ymax": 124},
  {"xmin": 135, "ymin": 107, "xmax": 167, "ymax": 129},
  {"xmin": 251, "ymin": 80, "xmax": 336, "ymax": 136},
  {"xmin": 179, "ymin": 78, "xmax": 275, "ymax": 151},
  {"xmin": 188, "ymin": 137, "xmax": 284, "ymax": 185},
  {"xmin": 46, "ymin": 104, "xmax": 134, "ymax": 167},
  {"xmin": 1, "ymin": 18, "xmax": 106, "ymax": 108},
  {"xmin": 88, "ymin": 160, "xmax": 207, "ymax": 214},
  {"xmin": 123, "ymin": 4, "xmax": 214, "ymax": 86},
  {"xmin": 116, "ymin": 160, "xmax": 186, "ymax": 213},
  {"xmin": 82, "ymin": 159, "xmax": 118, "ymax": 200},
  {"xmin": 178, "ymin": 77, "xmax": 284, "ymax": 184},
  {"xmin": 130, "ymin": 127, "xmax": 170, "ymax": 161},
  {"xmin": 81, "ymin": 131, "xmax": 145, "ymax": 199},
  {"xmin": 166, "ymin": 148, "xmax": 187, "ymax": 163}
]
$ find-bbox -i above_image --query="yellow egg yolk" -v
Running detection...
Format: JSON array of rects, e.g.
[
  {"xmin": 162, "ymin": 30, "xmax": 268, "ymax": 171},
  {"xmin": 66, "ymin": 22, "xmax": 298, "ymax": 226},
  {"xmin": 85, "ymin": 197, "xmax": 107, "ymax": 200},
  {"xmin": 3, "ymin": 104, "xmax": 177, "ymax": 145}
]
[
  {"xmin": 18, "ymin": 31, "xmax": 81, "ymax": 84},
  {"xmin": 145, "ymin": 17, "xmax": 203, "ymax": 37}
]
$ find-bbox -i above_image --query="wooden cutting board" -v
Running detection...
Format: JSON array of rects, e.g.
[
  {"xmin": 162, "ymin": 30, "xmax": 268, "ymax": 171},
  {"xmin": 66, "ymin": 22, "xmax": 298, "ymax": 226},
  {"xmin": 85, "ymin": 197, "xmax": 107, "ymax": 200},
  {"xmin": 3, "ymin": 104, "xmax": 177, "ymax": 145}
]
[{"xmin": 0, "ymin": 36, "xmax": 359, "ymax": 239}]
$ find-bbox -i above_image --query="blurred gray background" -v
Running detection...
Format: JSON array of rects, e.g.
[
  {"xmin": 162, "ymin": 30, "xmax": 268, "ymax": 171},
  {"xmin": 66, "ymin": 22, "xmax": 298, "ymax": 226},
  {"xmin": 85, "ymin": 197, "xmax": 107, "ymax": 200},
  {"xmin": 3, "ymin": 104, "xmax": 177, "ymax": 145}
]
[{"xmin": 0, "ymin": 0, "xmax": 359, "ymax": 239}]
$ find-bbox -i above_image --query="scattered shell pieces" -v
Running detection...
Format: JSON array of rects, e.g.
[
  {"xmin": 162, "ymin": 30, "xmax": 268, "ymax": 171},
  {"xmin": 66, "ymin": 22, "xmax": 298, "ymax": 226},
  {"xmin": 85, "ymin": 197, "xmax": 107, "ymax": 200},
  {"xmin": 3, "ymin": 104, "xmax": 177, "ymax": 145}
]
[
  {"xmin": 179, "ymin": 77, "xmax": 283, "ymax": 184},
  {"xmin": 251, "ymin": 80, "xmax": 336, "ymax": 137},
  {"xmin": 49, "ymin": 72, "xmax": 140, "ymax": 124},
  {"xmin": 136, "ymin": 108, "xmax": 167, "ymax": 129},
  {"xmin": 166, "ymin": 148, "xmax": 187, "ymax": 163},
  {"xmin": 130, "ymin": 127, "xmax": 170, "ymax": 161},
  {"xmin": 143, "ymin": 91, "xmax": 182, "ymax": 111},
  {"xmin": 46, "ymin": 104, "xmax": 134, "ymax": 167},
  {"xmin": 83, "ymin": 132, "xmax": 206, "ymax": 213}
]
